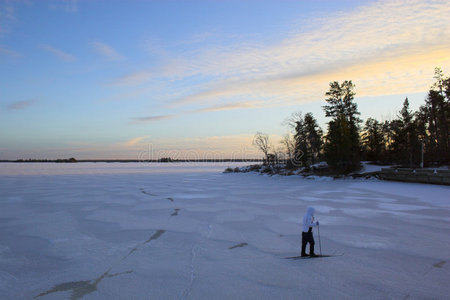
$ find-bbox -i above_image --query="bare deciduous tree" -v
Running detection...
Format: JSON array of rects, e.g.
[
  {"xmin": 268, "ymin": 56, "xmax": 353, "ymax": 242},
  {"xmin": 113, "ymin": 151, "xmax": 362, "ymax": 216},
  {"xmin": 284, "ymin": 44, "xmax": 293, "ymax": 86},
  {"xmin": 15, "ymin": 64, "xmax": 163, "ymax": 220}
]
[
  {"xmin": 252, "ymin": 132, "xmax": 271, "ymax": 165},
  {"xmin": 283, "ymin": 111, "xmax": 303, "ymax": 129},
  {"xmin": 280, "ymin": 134, "xmax": 295, "ymax": 162}
]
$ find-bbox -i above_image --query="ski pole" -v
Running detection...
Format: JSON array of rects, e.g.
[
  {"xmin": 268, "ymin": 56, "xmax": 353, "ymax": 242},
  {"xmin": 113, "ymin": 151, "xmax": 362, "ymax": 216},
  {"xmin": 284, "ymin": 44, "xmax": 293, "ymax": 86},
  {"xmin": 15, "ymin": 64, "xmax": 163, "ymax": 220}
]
[{"xmin": 317, "ymin": 224, "xmax": 322, "ymax": 256}]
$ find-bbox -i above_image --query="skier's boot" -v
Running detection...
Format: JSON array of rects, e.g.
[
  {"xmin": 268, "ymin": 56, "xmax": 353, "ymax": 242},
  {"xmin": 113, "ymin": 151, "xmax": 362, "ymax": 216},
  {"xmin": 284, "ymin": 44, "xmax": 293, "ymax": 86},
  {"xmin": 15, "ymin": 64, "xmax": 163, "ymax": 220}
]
[
  {"xmin": 309, "ymin": 244, "xmax": 317, "ymax": 257},
  {"xmin": 301, "ymin": 242, "xmax": 308, "ymax": 257}
]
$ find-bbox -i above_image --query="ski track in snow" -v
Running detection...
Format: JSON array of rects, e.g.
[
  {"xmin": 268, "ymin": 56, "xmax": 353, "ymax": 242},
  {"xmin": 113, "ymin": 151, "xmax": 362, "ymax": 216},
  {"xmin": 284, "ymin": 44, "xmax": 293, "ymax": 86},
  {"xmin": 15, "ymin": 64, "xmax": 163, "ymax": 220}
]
[
  {"xmin": 180, "ymin": 224, "xmax": 214, "ymax": 299},
  {"xmin": 207, "ymin": 224, "xmax": 213, "ymax": 239},
  {"xmin": 180, "ymin": 245, "xmax": 199, "ymax": 300}
]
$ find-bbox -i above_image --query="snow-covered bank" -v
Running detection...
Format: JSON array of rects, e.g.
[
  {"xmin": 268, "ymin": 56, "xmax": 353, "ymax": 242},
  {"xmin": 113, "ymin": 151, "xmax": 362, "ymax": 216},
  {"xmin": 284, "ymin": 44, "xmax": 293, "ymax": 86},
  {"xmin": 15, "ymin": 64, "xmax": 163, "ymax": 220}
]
[
  {"xmin": 0, "ymin": 163, "xmax": 449, "ymax": 299},
  {"xmin": 225, "ymin": 161, "xmax": 378, "ymax": 180}
]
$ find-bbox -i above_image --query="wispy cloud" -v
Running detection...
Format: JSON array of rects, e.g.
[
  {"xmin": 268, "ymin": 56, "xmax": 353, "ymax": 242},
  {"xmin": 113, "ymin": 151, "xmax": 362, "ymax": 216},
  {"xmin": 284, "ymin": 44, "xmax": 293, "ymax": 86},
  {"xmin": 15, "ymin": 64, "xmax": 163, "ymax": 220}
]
[
  {"xmin": 172, "ymin": 85, "xmax": 235, "ymax": 106},
  {"xmin": 92, "ymin": 41, "xmax": 123, "ymax": 60},
  {"xmin": 50, "ymin": 0, "xmax": 78, "ymax": 13},
  {"xmin": 0, "ymin": 0, "xmax": 17, "ymax": 37},
  {"xmin": 0, "ymin": 45, "xmax": 20, "ymax": 57},
  {"xmin": 149, "ymin": 0, "xmax": 450, "ymax": 109},
  {"xmin": 131, "ymin": 114, "xmax": 175, "ymax": 124},
  {"xmin": 39, "ymin": 44, "xmax": 75, "ymax": 62},
  {"xmin": 109, "ymin": 71, "xmax": 152, "ymax": 87},
  {"xmin": 194, "ymin": 101, "xmax": 263, "ymax": 113},
  {"xmin": 131, "ymin": 100, "xmax": 265, "ymax": 125},
  {"xmin": 125, "ymin": 136, "xmax": 150, "ymax": 146},
  {"xmin": 8, "ymin": 99, "xmax": 34, "ymax": 110}
]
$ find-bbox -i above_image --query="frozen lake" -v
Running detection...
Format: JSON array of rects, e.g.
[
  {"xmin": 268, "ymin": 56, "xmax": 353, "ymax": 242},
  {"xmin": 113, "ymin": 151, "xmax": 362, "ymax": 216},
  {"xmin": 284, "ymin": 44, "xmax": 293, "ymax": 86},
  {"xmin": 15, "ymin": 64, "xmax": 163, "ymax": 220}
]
[{"xmin": 0, "ymin": 163, "xmax": 449, "ymax": 299}]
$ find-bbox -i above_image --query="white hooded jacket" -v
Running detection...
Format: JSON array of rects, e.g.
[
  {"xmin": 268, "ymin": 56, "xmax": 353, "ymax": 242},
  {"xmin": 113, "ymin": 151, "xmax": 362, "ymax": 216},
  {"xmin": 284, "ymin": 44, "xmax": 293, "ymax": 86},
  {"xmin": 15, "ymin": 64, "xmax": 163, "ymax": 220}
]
[{"xmin": 302, "ymin": 207, "xmax": 317, "ymax": 232}]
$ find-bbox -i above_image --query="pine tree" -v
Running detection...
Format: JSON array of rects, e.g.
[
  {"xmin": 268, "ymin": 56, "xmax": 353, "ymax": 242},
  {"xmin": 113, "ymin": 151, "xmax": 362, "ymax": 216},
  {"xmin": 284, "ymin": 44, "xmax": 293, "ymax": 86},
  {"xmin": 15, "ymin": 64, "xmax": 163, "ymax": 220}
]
[
  {"xmin": 416, "ymin": 68, "xmax": 450, "ymax": 165},
  {"xmin": 362, "ymin": 118, "xmax": 384, "ymax": 162},
  {"xmin": 292, "ymin": 112, "xmax": 323, "ymax": 168},
  {"xmin": 381, "ymin": 120, "xmax": 395, "ymax": 163},
  {"xmin": 293, "ymin": 114, "xmax": 308, "ymax": 167},
  {"xmin": 322, "ymin": 81, "xmax": 361, "ymax": 173},
  {"xmin": 391, "ymin": 98, "xmax": 420, "ymax": 166},
  {"xmin": 303, "ymin": 113, "xmax": 323, "ymax": 165}
]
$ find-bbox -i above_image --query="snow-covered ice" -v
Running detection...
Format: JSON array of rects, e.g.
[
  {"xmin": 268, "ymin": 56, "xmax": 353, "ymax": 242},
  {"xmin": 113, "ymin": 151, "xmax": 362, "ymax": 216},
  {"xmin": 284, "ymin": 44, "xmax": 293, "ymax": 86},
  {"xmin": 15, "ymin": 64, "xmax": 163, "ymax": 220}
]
[{"xmin": 0, "ymin": 162, "xmax": 449, "ymax": 299}]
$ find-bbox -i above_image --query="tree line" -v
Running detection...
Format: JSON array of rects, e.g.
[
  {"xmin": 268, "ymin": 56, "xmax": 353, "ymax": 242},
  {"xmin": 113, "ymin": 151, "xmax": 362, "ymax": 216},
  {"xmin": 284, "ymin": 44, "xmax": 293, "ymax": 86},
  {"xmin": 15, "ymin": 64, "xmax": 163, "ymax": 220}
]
[{"xmin": 253, "ymin": 68, "xmax": 450, "ymax": 174}]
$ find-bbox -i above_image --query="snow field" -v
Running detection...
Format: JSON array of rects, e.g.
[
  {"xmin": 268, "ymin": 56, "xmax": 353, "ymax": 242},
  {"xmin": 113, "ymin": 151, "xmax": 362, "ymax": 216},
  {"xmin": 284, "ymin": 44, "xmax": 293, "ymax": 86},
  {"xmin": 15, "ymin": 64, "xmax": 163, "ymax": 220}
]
[{"xmin": 0, "ymin": 163, "xmax": 449, "ymax": 299}]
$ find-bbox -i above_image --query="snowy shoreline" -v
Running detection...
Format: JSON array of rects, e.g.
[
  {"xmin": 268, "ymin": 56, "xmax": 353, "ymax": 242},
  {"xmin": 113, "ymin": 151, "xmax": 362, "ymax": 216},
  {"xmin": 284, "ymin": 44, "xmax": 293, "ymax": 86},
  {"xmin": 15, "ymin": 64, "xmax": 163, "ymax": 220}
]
[
  {"xmin": 1, "ymin": 163, "xmax": 449, "ymax": 299},
  {"xmin": 224, "ymin": 161, "xmax": 385, "ymax": 181}
]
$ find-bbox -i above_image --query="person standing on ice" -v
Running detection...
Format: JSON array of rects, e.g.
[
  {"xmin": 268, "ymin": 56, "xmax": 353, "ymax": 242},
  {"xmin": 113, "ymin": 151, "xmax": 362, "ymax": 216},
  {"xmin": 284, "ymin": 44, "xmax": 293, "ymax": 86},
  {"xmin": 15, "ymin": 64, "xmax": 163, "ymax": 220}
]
[{"xmin": 301, "ymin": 207, "xmax": 319, "ymax": 257}]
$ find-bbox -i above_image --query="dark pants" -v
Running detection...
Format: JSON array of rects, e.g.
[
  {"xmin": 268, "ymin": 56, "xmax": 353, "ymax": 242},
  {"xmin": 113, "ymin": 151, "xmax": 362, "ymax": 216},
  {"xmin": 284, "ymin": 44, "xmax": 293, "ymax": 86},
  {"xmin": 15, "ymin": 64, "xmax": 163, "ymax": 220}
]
[{"xmin": 301, "ymin": 231, "xmax": 315, "ymax": 256}]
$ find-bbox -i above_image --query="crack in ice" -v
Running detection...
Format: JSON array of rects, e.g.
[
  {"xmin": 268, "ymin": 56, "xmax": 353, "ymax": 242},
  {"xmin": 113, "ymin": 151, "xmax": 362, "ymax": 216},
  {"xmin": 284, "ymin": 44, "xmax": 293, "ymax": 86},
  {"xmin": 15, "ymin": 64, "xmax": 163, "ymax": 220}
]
[
  {"xmin": 229, "ymin": 242, "xmax": 248, "ymax": 250},
  {"xmin": 34, "ymin": 269, "xmax": 133, "ymax": 300},
  {"xmin": 139, "ymin": 188, "xmax": 157, "ymax": 196},
  {"xmin": 35, "ymin": 230, "xmax": 165, "ymax": 299}
]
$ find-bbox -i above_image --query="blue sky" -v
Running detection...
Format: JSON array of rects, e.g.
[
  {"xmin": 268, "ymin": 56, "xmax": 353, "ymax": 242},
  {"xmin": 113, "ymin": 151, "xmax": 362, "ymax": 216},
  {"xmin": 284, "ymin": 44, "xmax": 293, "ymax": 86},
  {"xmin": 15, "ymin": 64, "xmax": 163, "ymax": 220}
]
[{"xmin": 1, "ymin": 0, "xmax": 449, "ymax": 160}]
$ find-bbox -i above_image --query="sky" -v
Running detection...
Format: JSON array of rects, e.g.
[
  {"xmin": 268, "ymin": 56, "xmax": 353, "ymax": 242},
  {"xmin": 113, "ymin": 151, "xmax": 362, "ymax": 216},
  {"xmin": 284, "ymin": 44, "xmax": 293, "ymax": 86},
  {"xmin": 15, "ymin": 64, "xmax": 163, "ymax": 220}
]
[{"xmin": 1, "ymin": 0, "xmax": 449, "ymax": 160}]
